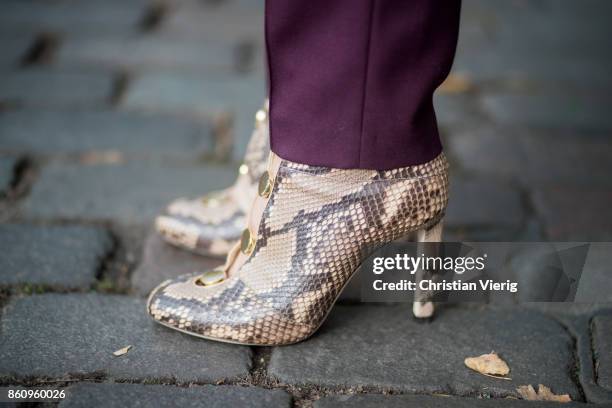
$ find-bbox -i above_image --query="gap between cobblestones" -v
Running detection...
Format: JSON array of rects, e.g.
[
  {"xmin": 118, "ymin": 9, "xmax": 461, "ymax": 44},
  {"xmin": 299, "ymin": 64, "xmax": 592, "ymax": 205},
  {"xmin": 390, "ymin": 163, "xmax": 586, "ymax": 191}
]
[
  {"xmin": 209, "ymin": 112, "xmax": 235, "ymax": 162},
  {"xmin": 140, "ymin": 1, "xmax": 171, "ymax": 33},
  {"xmin": 234, "ymin": 41, "xmax": 257, "ymax": 73},
  {"xmin": 0, "ymin": 156, "xmax": 37, "ymax": 222},
  {"xmin": 533, "ymin": 309, "xmax": 600, "ymax": 403},
  {"xmin": 584, "ymin": 312, "xmax": 612, "ymax": 403},
  {"xmin": 6, "ymin": 156, "xmax": 36, "ymax": 201},
  {"xmin": 558, "ymin": 321, "xmax": 586, "ymax": 402},
  {"xmin": 516, "ymin": 183, "xmax": 545, "ymax": 239},
  {"xmin": 20, "ymin": 32, "xmax": 61, "ymax": 67},
  {"xmin": 109, "ymin": 71, "xmax": 132, "ymax": 106},
  {"xmin": 591, "ymin": 318, "xmax": 600, "ymax": 387}
]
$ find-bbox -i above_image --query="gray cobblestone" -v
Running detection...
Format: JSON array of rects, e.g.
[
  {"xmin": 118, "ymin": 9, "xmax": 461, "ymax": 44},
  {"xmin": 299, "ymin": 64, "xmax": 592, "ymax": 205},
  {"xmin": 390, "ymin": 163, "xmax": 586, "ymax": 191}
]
[
  {"xmin": 447, "ymin": 128, "xmax": 612, "ymax": 189},
  {"xmin": 456, "ymin": 0, "xmax": 612, "ymax": 87},
  {"xmin": 519, "ymin": 134, "xmax": 612, "ymax": 188},
  {"xmin": 56, "ymin": 35, "xmax": 258, "ymax": 74},
  {"xmin": 0, "ymin": 109, "xmax": 212, "ymax": 159},
  {"xmin": 481, "ymin": 92, "xmax": 612, "ymax": 131},
  {"xmin": 445, "ymin": 176, "xmax": 524, "ymax": 229},
  {"xmin": 575, "ymin": 244, "xmax": 612, "ymax": 303},
  {"xmin": 0, "ymin": 0, "xmax": 146, "ymax": 35},
  {"xmin": 160, "ymin": 1, "xmax": 264, "ymax": 45},
  {"xmin": 0, "ymin": 33, "xmax": 32, "ymax": 68},
  {"xmin": 122, "ymin": 73, "xmax": 265, "ymax": 160},
  {"xmin": 22, "ymin": 163, "xmax": 236, "ymax": 224},
  {"xmin": 314, "ymin": 394, "xmax": 587, "ymax": 407},
  {"xmin": 132, "ymin": 232, "xmax": 221, "ymax": 297},
  {"xmin": 445, "ymin": 127, "xmax": 526, "ymax": 179},
  {"xmin": 0, "ymin": 224, "xmax": 112, "ymax": 289},
  {"xmin": 434, "ymin": 94, "xmax": 484, "ymax": 130},
  {"xmin": 454, "ymin": 45, "xmax": 612, "ymax": 90},
  {"xmin": 60, "ymin": 383, "xmax": 291, "ymax": 408},
  {"xmin": 532, "ymin": 187, "xmax": 612, "ymax": 241},
  {"xmin": 0, "ymin": 294, "xmax": 251, "ymax": 381},
  {"xmin": 269, "ymin": 305, "xmax": 579, "ymax": 399},
  {"xmin": 0, "ymin": 70, "xmax": 113, "ymax": 107},
  {"xmin": 122, "ymin": 74, "xmax": 264, "ymax": 116}
]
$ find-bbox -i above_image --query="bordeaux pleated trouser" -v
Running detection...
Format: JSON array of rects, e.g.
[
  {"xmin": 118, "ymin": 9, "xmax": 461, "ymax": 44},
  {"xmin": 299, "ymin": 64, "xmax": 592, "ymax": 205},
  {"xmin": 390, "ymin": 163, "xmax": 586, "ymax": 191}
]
[{"xmin": 265, "ymin": 0, "xmax": 461, "ymax": 170}]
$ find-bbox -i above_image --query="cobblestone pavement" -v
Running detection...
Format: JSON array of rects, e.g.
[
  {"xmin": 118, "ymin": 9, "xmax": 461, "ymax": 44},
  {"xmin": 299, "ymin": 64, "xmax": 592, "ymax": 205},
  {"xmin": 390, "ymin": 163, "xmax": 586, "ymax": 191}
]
[{"xmin": 1, "ymin": 0, "xmax": 612, "ymax": 406}]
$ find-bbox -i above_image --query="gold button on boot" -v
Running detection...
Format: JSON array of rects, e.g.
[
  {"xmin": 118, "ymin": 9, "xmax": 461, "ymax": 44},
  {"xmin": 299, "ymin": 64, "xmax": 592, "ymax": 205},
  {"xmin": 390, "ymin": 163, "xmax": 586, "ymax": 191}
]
[
  {"xmin": 258, "ymin": 171, "xmax": 273, "ymax": 198},
  {"xmin": 195, "ymin": 269, "xmax": 225, "ymax": 287},
  {"xmin": 240, "ymin": 228, "xmax": 256, "ymax": 255}
]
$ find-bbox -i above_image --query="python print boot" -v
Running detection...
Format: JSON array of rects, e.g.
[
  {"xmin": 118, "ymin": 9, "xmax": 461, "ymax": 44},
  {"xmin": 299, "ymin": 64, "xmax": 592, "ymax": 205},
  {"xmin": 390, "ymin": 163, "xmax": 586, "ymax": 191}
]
[
  {"xmin": 155, "ymin": 103, "xmax": 269, "ymax": 257},
  {"xmin": 148, "ymin": 151, "xmax": 449, "ymax": 345}
]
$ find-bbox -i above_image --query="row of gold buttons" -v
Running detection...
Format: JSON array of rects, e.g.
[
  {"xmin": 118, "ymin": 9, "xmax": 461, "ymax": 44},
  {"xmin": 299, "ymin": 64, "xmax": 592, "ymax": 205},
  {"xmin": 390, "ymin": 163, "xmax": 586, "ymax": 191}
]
[
  {"xmin": 240, "ymin": 168, "xmax": 274, "ymax": 256},
  {"xmin": 195, "ymin": 108, "xmax": 270, "ymax": 287}
]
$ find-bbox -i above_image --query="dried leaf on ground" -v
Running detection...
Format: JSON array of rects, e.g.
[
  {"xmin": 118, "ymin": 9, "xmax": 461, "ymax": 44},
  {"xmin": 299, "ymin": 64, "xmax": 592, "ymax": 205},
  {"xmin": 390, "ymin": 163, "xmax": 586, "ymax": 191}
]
[
  {"xmin": 464, "ymin": 352, "xmax": 510, "ymax": 377},
  {"xmin": 517, "ymin": 384, "xmax": 571, "ymax": 402},
  {"xmin": 112, "ymin": 345, "xmax": 132, "ymax": 357}
]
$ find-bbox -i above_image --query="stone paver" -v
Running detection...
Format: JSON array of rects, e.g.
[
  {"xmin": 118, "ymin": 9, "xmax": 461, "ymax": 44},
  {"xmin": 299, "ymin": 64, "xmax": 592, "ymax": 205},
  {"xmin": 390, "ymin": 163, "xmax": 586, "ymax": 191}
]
[
  {"xmin": 456, "ymin": 0, "xmax": 612, "ymax": 87},
  {"xmin": 314, "ymin": 394, "xmax": 587, "ymax": 407},
  {"xmin": 122, "ymin": 73, "xmax": 265, "ymax": 160},
  {"xmin": 22, "ymin": 163, "xmax": 236, "ymax": 224},
  {"xmin": 0, "ymin": 224, "xmax": 112, "ymax": 289},
  {"xmin": 0, "ymin": 70, "xmax": 113, "ymax": 107},
  {"xmin": 519, "ymin": 134, "xmax": 612, "ymax": 188},
  {"xmin": 160, "ymin": 1, "xmax": 264, "ymax": 45},
  {"xmin": 532, "ymin": 187, "xmax": 612, "ymax": 241},
  {"xmin": 0, "ymin": 33, "xmax": 32, "ymax": 68},
  {"xmin": 0, "ymin": 157, "xmax": 17, "ymax": 194},
  {"xmin": 0, "ymin": 0, "xmax": 146, "ymax": 35},
  {"xmin": 0, "ymin": 294, "xmax": 251, "ymax": 382},
  {"xmin": 60, "ymin": 383, "xmax": 291, "ymax": 408},
  {"xmin": 592, "ymin": 314, "xmax": 612, "ymax": 390},
  {"xmin": 454, "ymin": 40, "xmax": 612, "ymax": 90},
  {"xmin": 448, "ymin": 129, "xmax": 612, "ymax": 189},
  {"xmin": 56, "ymin": 35, "xmax": 258, "ymax": 74},
  {"xmin": 122, "ymin": 74, "xmax": 264, "ymax": 115},
  {"xmin": 481, "ymin": 92, "xmax": 612, "ymax": 132},
  {"xmin": 445, "ymin": 127, "xmax": 526, "ymax": 179},
  {"xmin": 132, "ymin": 232, "xmax": 221, "ymax": 296},
  {"xmin": 575, "ymin": 244, "xmax": 612, "ymax": 303},
  {"xmin": 0, "ymin": 109, "xmax": 212, "ymax": 159},
  {"xmin": 434, "ymin": 93, "xmax": 484, "ymax": 130},
  {"xmin": 445, "ymin": 176, "xmax": 524, "ymax": 229},
  {"xmin": 268, "ymin": 305, "xmax": 579, "ymax": 399}
]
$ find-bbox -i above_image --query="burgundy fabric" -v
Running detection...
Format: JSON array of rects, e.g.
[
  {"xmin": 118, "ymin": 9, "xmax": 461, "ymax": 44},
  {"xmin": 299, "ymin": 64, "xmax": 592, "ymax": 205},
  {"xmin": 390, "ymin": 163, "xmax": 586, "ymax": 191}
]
[{"xmin": 265, "ymin": 0, "xmax": 461, "ymax": 170}]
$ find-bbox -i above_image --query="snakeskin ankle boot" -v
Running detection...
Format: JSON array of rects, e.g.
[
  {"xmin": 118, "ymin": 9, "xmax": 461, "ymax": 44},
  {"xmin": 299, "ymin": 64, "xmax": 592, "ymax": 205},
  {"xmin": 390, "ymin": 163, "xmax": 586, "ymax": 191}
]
[
  {"xmin": 148, "ymin": 152, "xmax": 449, "ymax": 345},
  {"xmin": 155, "ymin": 103, "xmax": 269, "ymax": 257}
]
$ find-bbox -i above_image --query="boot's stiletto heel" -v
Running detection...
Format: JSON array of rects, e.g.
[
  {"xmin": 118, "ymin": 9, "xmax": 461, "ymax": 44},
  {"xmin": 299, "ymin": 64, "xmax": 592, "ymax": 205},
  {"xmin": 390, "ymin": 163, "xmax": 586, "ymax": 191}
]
[
  {"xmin": 148, "ymin": 152, "xmax": 450, "ymax": 345},
  {"xmin": 413, "ymin": 219, "xmax": 444, "ymax": 320}
]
